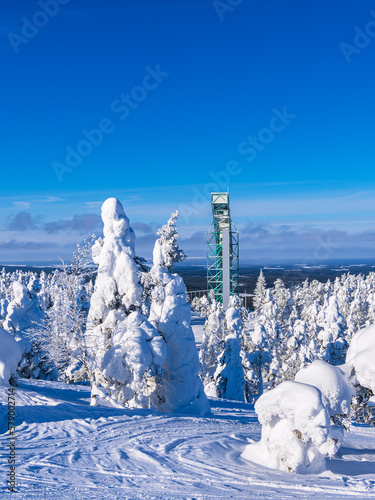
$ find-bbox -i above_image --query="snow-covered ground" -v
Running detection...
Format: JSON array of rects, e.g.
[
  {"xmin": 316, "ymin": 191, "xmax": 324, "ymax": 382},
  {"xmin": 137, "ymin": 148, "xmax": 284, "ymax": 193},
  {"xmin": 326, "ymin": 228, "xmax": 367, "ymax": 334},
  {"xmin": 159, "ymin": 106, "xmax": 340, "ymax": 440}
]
[{"xmin": 1, "ymin": 378, "xmax": 375, "ymax": 499}]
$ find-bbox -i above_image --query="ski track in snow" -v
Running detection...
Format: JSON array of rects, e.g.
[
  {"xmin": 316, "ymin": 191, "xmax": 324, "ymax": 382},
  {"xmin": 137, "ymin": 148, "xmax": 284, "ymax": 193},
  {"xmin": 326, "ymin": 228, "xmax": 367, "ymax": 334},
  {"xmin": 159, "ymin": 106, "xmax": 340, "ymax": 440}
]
[{"xmin": 1, "ymin": 380, "xmax": 375, "ymax": 499}]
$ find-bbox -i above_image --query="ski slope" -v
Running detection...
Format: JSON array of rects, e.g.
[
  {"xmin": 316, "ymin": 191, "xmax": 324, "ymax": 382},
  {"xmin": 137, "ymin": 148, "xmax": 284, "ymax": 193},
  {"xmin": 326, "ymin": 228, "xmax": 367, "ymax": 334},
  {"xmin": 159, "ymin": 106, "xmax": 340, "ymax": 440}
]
[{"xmin": 1, "ymin": 379, "xmax": 375, "ymax": 499}]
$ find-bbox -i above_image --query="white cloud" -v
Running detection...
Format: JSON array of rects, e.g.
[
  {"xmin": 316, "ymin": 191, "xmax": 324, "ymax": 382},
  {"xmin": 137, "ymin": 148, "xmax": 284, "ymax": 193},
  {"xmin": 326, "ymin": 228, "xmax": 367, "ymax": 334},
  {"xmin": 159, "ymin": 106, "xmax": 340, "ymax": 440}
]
[
  {"xmin": 11, "ymin": 201, "xmax": 31, "ymax": 209},
  {"xmin": 35, "ymin": 197, "xmax": 65, "ymax": 203},
  {"xmin": 85, "ymin": 201, "xmax": 103, "ymax": 208}
]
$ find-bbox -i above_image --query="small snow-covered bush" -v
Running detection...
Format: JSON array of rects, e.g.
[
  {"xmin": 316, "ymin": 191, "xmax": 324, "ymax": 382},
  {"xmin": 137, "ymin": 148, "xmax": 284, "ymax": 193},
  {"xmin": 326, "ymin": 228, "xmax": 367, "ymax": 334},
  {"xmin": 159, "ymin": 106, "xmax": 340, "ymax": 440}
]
[{"xmin": 241, "ymin": 381, "xmax": 341, "ymax": 474}]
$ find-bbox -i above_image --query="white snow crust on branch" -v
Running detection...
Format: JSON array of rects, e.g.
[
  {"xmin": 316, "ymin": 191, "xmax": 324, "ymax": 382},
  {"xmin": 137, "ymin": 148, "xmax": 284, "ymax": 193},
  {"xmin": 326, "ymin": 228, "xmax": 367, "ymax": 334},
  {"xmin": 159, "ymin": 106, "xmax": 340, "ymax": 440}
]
[{"xmin": 241, "ymin": 380, "xmax": 341, "ymax": 474}]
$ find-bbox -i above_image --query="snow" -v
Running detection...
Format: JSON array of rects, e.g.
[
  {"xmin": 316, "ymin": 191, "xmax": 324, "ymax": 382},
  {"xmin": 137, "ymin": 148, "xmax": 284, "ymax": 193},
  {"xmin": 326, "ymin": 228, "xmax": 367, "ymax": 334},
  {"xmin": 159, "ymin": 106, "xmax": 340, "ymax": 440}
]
[
  {"xmin": 242, "ymin": 381, "xmax": 341, "ymax": 474},
  {"xmin": 345, "ymin": 323, "xmax": 375, "ymax": 393},
  {"xmin": 295, "ymin": 360, "xmax": 354, "ymax": 417},
  {"xmin": 1, "ymin": 379, "xmax": 375, "ymax": 499},
  {"xmin": 0, "ymin": 327, "xmax": 22, "ymax": 385}
]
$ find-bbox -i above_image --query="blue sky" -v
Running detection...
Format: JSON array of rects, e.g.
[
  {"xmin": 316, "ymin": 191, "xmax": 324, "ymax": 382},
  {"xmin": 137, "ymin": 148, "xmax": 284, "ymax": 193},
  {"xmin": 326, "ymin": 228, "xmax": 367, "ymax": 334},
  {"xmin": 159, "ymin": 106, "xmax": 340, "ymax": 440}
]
[{"xmin": 1, "ymin": 0, "xmax": 375, "ymax": 263}]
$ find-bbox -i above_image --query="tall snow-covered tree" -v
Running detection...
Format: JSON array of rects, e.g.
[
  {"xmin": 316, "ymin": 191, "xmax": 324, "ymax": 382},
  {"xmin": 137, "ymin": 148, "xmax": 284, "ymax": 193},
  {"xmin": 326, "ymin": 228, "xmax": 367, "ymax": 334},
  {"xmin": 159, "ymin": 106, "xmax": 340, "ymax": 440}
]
[
  {"xmin": 241, "ymin": 321, "xmax": 271, "ymax": 402},
  {"xmin": 148, "ymin": 212, "xmax": 210, "ymax": 415},
  {"xmin": 86, "ymin": 198, "xmax": 143, "ymax": 363},
  {"xmin": 317, "ymin": 295, "xmax": 347, "ymax": 365},
  {"xmin": 214, "ymin": 299, "xmax": 245, "ymax": 401},
  {"xmin": 85, "ymin": 198, "xmax": 160, "ymax": 406},
  {"xmin": 199, "ymin": 290, "xmax": 226, "ymax": 392},
  {"xmin": 253, "ymin": 270, "xmax": 267, "ymax": 313},
  {"xmin": 154, "ymin": 211, "xmax": 186, "ymax": 271}
]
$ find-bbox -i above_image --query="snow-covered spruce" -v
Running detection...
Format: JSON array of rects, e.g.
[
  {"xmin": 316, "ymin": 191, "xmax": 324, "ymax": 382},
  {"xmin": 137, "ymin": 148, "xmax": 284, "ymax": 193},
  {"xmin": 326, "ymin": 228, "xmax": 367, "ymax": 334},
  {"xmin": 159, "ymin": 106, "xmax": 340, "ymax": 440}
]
[
  {"xmin": 4, "ymin": 280, "xmax": 56, "ymax": 380},
  {"xmin": 86, "ymin": 198, "xmax": 143, "ymax": 361},
  {"xmin": 86, "ymin": 198, "xmax": 167, "ymax": 408},
  {"xmin": 317, "ymin": 295, "xmax": 347, "ymax": 365},
  {"xmin": 0, "ymin": 327, "xmax": 22, "ymax": 385},
  {"xmin": 148, "ymin": 212, "xmax": 210, "ymax": 415},
  {"xmin": 241, "ymin": 321, "xmax": 270, "ymax": 403},
  {"xmin": 213, "ymin": 301, "xmax": 245, "ymax": 401},
  {"xmin": 242, "ymin": 380, "xmax": 341, "ymax": 474},
  {"xmin": 345, "ymin": 323, "xmax": 375, "ymax": 395},
  {"xmin": 199, "ymin": 290, "xmax": 226, "ymax": 395},
  {"xmin": 344, "ymin": 323, "xmax": 375, "ymax": 423},
  {"xmin": 26, "ymin": 239, "xmax": 95, "ymax": 384}
]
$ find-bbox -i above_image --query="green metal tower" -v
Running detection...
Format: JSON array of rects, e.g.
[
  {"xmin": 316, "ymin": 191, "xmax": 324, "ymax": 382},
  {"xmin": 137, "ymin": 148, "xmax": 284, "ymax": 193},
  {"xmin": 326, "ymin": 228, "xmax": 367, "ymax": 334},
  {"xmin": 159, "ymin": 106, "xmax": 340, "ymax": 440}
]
[{"xmin": 207, "ymin": 192, "xmax": 239, "ymax": 309}]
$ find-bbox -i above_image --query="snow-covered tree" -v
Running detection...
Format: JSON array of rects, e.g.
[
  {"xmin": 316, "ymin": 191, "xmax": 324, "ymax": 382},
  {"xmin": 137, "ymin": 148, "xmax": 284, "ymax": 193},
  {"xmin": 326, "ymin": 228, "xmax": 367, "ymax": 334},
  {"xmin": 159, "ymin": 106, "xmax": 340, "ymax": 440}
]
[
  {"xmin": 153, "ymin": 211, "xmax": 186, "ymax": 271},
  {"xmin": 0, "ymin": 327, "xmax": 22, "ymax": 386},
  {"xmin": 86, "ymin": 198, "xmax": 165, "ymax": 407},
  {"xmin": 279, "ymin": 319, "xmax": 312, "ymax": 382},
  {"xmin": 256, "ymin": 289, "xmax": 283, "ymax": 389},
  {"xmin": 26, "ymin": 237, "xmax": 95, "ymax": 384},
  {"xmin": 148, "ymin": 212, "xmax": 210, "ymax": 415},
  {"xmin": 214, "ymin": 300, "xmax": 245, "ymax": 401},
  {"xmin": 191, "ymin": 294, "xmax": 210, "ymax": 318},
  {"xmin": 253, "ymin": 270, "xmax": 267, "ymax": 313},
  {"xmin": 241, "ymin": 322, "xmax": 270, "ymax": 403},
  {"xmin": 199, "ymin": 290, "xmax": 226, "ymax": 392},
  {"xmin": 317, "ymin": 296, "xmax": 347, "ymax": 365},
  {"xmin": 4, "ymin": 280, "xmax": 56, "ymax": 380},
  {"xmin": 345, "ymin": 323, "xmax": 375, "ymax": 425},
  {"xmin": 86, "ymin": 198, "xmax": 143, "ymax": 364}
]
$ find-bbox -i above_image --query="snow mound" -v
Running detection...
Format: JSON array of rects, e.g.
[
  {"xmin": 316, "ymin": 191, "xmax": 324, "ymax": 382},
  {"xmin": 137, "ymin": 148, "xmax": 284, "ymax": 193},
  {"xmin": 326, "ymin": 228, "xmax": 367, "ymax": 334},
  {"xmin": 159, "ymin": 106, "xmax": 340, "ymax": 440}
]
[
  {"xmin": 345, "ymin": 323, "xmax": 375, "ymax": 393},
  {"xmin": 295, "ymin": 360, "xmax": 354, "ymax": 416},
  {"xmin": 0, "ymin": 327, "xmax": 22, "ymax": 385},
  {"xmin": 242, "ymin": 381, "xmax": 339, "ymax": 474}
]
